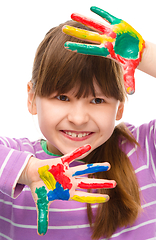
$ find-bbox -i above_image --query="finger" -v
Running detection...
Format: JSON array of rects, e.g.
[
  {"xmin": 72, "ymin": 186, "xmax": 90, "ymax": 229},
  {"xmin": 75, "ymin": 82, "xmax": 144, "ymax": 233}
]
[
  {"xmin": 71, "ymin": 191, "xmax": 109, "ymax": 203},
  {"xmin": 123, "ymin": 70, "xmax": 135, "ymax": 95},
  {"xmin": 76, "ymin": 178, "xmax": 116, "ymax": 189},
  {"xmin": 63, "ymin": 25, "xmax": 104, "ymax": 44},
  {"xmin": 35, "ymin": 186, "xmax": 49, "ymax": 236},
  {"xmin": 72, "ymin": 162, "xmax": 110, "ymax": 177},
  {"xmin": 90, "ymin": 6, "xmax": 122, "ymax": 25},
  {"xmin": 64, "ymin": 41, "xmax": 110, "ymax": 57},
  {"xmin": 71, "ymin": 13, "xmax": 116, "ymax": 38},
  {"xmin": 61, "ymin": 144, "xmax": 91, "ymax": 165}
]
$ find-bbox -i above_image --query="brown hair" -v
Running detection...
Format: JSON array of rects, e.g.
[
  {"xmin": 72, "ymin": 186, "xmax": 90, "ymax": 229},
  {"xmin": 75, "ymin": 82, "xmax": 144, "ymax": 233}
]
[{"xmin": 31, "ymin": 20, "xmax": 141, "ymax": 239}]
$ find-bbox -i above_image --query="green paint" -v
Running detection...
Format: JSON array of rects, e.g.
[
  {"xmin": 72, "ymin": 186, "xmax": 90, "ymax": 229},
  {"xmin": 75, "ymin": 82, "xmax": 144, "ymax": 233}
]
[
  {"xmin": 115, "ymin": 33, "xmax": 139, "ymax": 59},
  {"xmin": 90, "ymin": 6, "xmax": 122, "ymax": 25},
  {"xmin": 65, "ymin": 42, "xmax": 109, "ymax": 57},
  {"xmin": 35, "ymin": 186, "xmax": 49, "ymax": 235}
]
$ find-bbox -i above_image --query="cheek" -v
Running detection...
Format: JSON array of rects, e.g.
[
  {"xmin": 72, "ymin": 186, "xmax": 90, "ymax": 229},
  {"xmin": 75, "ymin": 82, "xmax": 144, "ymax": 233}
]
[{"xmin": 97, "ymin": 109, "xmax": 117, "ymax": 136}]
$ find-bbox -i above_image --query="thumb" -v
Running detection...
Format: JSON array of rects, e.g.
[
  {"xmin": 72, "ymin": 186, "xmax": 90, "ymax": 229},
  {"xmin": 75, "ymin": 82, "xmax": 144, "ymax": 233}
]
[{"xmin": 35, "ymin": 186, "xmax": 50, "ymax": 236}]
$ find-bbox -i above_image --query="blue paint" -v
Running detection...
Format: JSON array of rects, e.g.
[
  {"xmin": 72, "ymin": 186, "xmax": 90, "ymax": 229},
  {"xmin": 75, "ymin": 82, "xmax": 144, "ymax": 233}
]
[
  {"xmin": 47, "ymin": 182, "xmax": 70, "ymax": 201},
  {"xmin": 72, "ymin": 164, "xmax": 109, "ymax": 177}
]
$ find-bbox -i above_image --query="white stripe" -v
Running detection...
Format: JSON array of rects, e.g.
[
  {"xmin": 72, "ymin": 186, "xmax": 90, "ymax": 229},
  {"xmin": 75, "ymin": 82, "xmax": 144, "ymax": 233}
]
[
  {"xmin": 0, "ymin": 137, "xmax": 9, "ymax": 147},
  {"xmin": 136, "ymin": 126, "xmax": 140, "ymax": 143},
  {"xmin": 140, "ymin": 183, "xmax": 156, "ymax": 191},
  {"xmin": 36, "ymin": 150, "xmax": 44, "ymax": 154},
  {"xmin": 0, "ymin": 199, "xmax": 36, "ymax": 210},
  {"xmin": 151, "ymin": 153, "xmax": 156, "ymax": 177},
  {"xmin": 142, "ymin": 200, "xmax": 156, "ymax": 209},
  {"xmin": 0, "ymin": 216, "xmax": 37, "ymax": 229},
  {"xmin": 0, "ymin": 199, "xmax": 98, "ymax": 212},
  {"xmin": 0, "ymin": 216, "xmax": 90, "ymax": 230},
  {"xmin": 3, "ymin": 137, "xmax": 11, "ymax": 147},
  {"xmin": 108, "ymin": 219, "xmax": 156, "ymax": 239},
  {"xmin": 23, "ymin": 142, "xmax": 34, "ymax": 150},
  {"xmin": 127, "ymin": 147, "xmax": 136, "ymax": 157},
  {"xmin": 135, "ymin": 165, "xmax": 148, "ymax": 173},
  {"xmin": 23, "ymin": 187, "xmax": 31, "ymax": 191},
  {"xmin": 134, "ymin": 136, "xmax": 150, "ymax": 174},
  {"xmin": 32, "ymin": 140, "xmax": 40, "ymax": 146},
  {"xmin": 0, "ymin": 149, "xmax": 14, "ymax": 177},
  {"xmin": 146, "ymin": 238, "xmax": 156, "ymax": 240},
  {"xmin": 48, "ymin": 224, "xmax": 90, "ymax": 229},
  {"xmin": 0, "ymin": 233, "xmax": 13, "ymax": 240}
]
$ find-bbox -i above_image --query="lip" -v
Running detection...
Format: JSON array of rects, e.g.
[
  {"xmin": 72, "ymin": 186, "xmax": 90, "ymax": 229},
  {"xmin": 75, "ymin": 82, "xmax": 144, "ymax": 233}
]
[{"xmin": 60, "ymin": 130, "xmax": 94, "ymax": 141}]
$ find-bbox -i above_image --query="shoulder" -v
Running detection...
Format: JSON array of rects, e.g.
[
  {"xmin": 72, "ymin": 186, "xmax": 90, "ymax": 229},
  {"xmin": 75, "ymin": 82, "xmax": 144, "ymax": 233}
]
[
  {"xmin": 0, "ymin": 136, "xmax": 41, "ymax": 155},
  {"xmin": 124, "ymin": 120, "xmax": 156, "ymax": 143}
]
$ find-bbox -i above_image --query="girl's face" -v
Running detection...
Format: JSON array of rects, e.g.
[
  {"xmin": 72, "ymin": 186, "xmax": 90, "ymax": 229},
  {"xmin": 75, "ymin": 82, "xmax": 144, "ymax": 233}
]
[{"xmin": 28, "ymin": 81, "xmax": 124, "ymax": 157}]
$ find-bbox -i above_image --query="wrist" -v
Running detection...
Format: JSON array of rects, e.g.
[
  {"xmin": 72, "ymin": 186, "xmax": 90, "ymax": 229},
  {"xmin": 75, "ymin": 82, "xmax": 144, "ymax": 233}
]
[
  {"xmin": 138, "ymin": 41, "xmax": 156, "ymax": 77},
  {"xmin": 18, "ymin": 156, "xmax": 36, "ymax": 186}
]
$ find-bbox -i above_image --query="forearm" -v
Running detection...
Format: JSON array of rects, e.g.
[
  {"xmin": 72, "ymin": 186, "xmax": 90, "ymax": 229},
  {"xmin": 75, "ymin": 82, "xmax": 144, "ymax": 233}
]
[
  {"xmin": 0, "ymin": 146, "xmax": 32, "ymax": 198},
  {"xmin": 138, "ymin": 41, "xmax": 156, "ymax": 77}
]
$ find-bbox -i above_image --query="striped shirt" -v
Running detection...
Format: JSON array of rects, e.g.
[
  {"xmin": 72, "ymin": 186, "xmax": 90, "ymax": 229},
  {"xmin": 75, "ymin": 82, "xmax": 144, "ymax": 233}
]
[{"xmin": 0, "ymin": 120, "xmax": 156, "ymax": 240}]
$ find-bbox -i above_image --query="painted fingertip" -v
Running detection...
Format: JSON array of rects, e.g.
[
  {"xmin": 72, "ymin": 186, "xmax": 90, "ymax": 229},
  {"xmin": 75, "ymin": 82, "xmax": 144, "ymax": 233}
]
[
  {"xmin": 62, "ymin": 25, "xmax": 67, "ymax": 32},
  {"xmin": 64, "ymin": 42, "xmax": 69, "ymax": 48},
  {"xmin": 84, "ymin": 144, "xmax": 91, "ymax": 152},
  {"xmin": 126, "ymin": 87, "xmax": 135, "ymax": 95},
  {"xmin": 71, "ymin": 13, "xmax": 78, "ymax": 20},
  {"xmin": 110, "ymin": 180, "xmax": 117, "ymax": 188},
  {"xmin": 103, "ymin": 180, "xmax": 116, "ymax": 188},
  {"xmin": 90, "ymin": 6, "xmax": 97, "ymax": 12}
]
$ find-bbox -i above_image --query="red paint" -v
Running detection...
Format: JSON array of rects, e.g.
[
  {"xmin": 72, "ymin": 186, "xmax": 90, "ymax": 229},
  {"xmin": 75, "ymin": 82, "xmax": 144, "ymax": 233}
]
[
  {"xmin": 104, "ymin": 42, "xmax": 116, "ymax": 59},
  {"xmin": 122, "ymin": 40, "xmax": 145, "ymax": 93},
  {"xmin": 71, "ymin": 13, "xmax": 116, "ymax": 39},
  {"xmin": 78, "ymin": 181, "xmax": 115, "ymax": 189},
  {"xmin": 117, "ymin": 54, "xmax": 141, "ymax": 93},
  {"xmin": 48, "ymin": 164, "xmax": 72, "ymax": 189},
  {"xmin": 61, "ymin": 145, "xmax": 91, "ymax": 164}
]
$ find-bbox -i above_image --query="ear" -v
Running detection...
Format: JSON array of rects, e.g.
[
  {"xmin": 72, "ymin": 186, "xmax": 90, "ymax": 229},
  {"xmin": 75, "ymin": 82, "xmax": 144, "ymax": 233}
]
[
  {"xmin": 27, "ymin": 82, "xmax": 37, "ymax": 115},
  {"xmin": 116, "ymin": 102, "xmax": 124, "ymax": 121}
]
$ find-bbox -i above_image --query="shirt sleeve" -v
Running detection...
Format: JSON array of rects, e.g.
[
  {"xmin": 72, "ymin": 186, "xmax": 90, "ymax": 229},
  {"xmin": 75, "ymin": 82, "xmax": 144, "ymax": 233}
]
[{"xmin": 0, "ymin": 137, "xmax": 35, "ymax": 198}]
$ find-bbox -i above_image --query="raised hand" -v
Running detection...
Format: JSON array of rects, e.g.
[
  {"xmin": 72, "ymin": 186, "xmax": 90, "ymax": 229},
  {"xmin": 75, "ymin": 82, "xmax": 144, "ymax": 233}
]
[
  {"xmin": 21, "ymin": 144, "xmax": 116, "ymax": 236},
  {"xmin": 62, "ymin": 6, "xmax": 145, "ymax": 94}
]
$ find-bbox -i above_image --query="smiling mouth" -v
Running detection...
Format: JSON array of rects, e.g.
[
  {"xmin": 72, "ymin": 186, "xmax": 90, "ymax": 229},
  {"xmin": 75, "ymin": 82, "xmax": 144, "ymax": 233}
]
[{"xmin": 61, "ymin": 130, "xmax": 93, "ymax": 139}]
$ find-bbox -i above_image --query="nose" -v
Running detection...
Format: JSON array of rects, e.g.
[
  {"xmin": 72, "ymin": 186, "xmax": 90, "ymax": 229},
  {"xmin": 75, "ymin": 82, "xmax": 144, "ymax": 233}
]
[{"xmin": 67, "ymin": 102, "xmax": 89, "ymax": 126}]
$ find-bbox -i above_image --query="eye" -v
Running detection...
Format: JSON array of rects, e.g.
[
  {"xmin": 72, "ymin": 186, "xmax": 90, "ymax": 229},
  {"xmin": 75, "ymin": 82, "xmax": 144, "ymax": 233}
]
[
  {"xmin": 91, "ymin": 98, "xmax": 105, "ymax": 104},
  {"xmin": 56, "ymin": 95, "xmax": 69, "ymax": 101}
]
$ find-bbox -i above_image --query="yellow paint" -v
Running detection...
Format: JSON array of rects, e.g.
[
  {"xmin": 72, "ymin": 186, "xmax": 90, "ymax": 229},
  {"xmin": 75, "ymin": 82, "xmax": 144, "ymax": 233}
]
[
  {"xmin": 126, "ymin": 87, "xmax": 133, "ymax": 94},
  {"xmin": 38, "ymin": 165, "xmax": 56, "ymax": 190},
  {"xmin": 63, "ymin": 25, "xmax": 114, "ymax": 44},
  {"xmin": 71, "ymin": 195, "xmax": 107, "ymax": 204}
]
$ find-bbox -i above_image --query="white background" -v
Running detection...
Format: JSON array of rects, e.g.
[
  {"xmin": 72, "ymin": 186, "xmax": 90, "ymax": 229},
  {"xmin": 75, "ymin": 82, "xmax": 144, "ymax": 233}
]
[{"xmin": 0, "ymin": 0, "xmax": 155, "ymax": 141}]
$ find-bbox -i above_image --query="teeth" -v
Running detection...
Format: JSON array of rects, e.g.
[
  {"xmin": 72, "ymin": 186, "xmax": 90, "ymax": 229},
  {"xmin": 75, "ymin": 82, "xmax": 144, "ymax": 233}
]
[
  {"xmin": 78, "ymin": 133, "xmax": 83, "ymax": 138},
  {"xmin": 65, "ymin": 131, "xmax": 90, "ymax": 138}
]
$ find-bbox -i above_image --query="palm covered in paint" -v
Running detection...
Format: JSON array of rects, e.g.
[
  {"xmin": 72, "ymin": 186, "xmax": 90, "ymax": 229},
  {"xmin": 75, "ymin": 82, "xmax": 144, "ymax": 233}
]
[
  {"xmin": 63, "ymin": 6, "xmax": 145, "ymax": 94},
  {"xmin": 21, "ymin": 144, "xmax": 115, "ymax": 236}
]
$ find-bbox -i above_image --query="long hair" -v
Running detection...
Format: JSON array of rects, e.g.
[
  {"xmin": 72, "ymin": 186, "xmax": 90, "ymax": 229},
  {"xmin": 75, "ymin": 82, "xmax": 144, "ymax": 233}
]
[{"xmin": 31, "ymin": 20, "xmax": 141, "ymax": 239}]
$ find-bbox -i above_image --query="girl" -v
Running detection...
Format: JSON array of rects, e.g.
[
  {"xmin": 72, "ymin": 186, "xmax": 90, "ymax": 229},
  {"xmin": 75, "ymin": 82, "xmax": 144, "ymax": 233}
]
[{"xmin": 0, "ymin": 6, "xmax": 156, "ymax": 240}]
